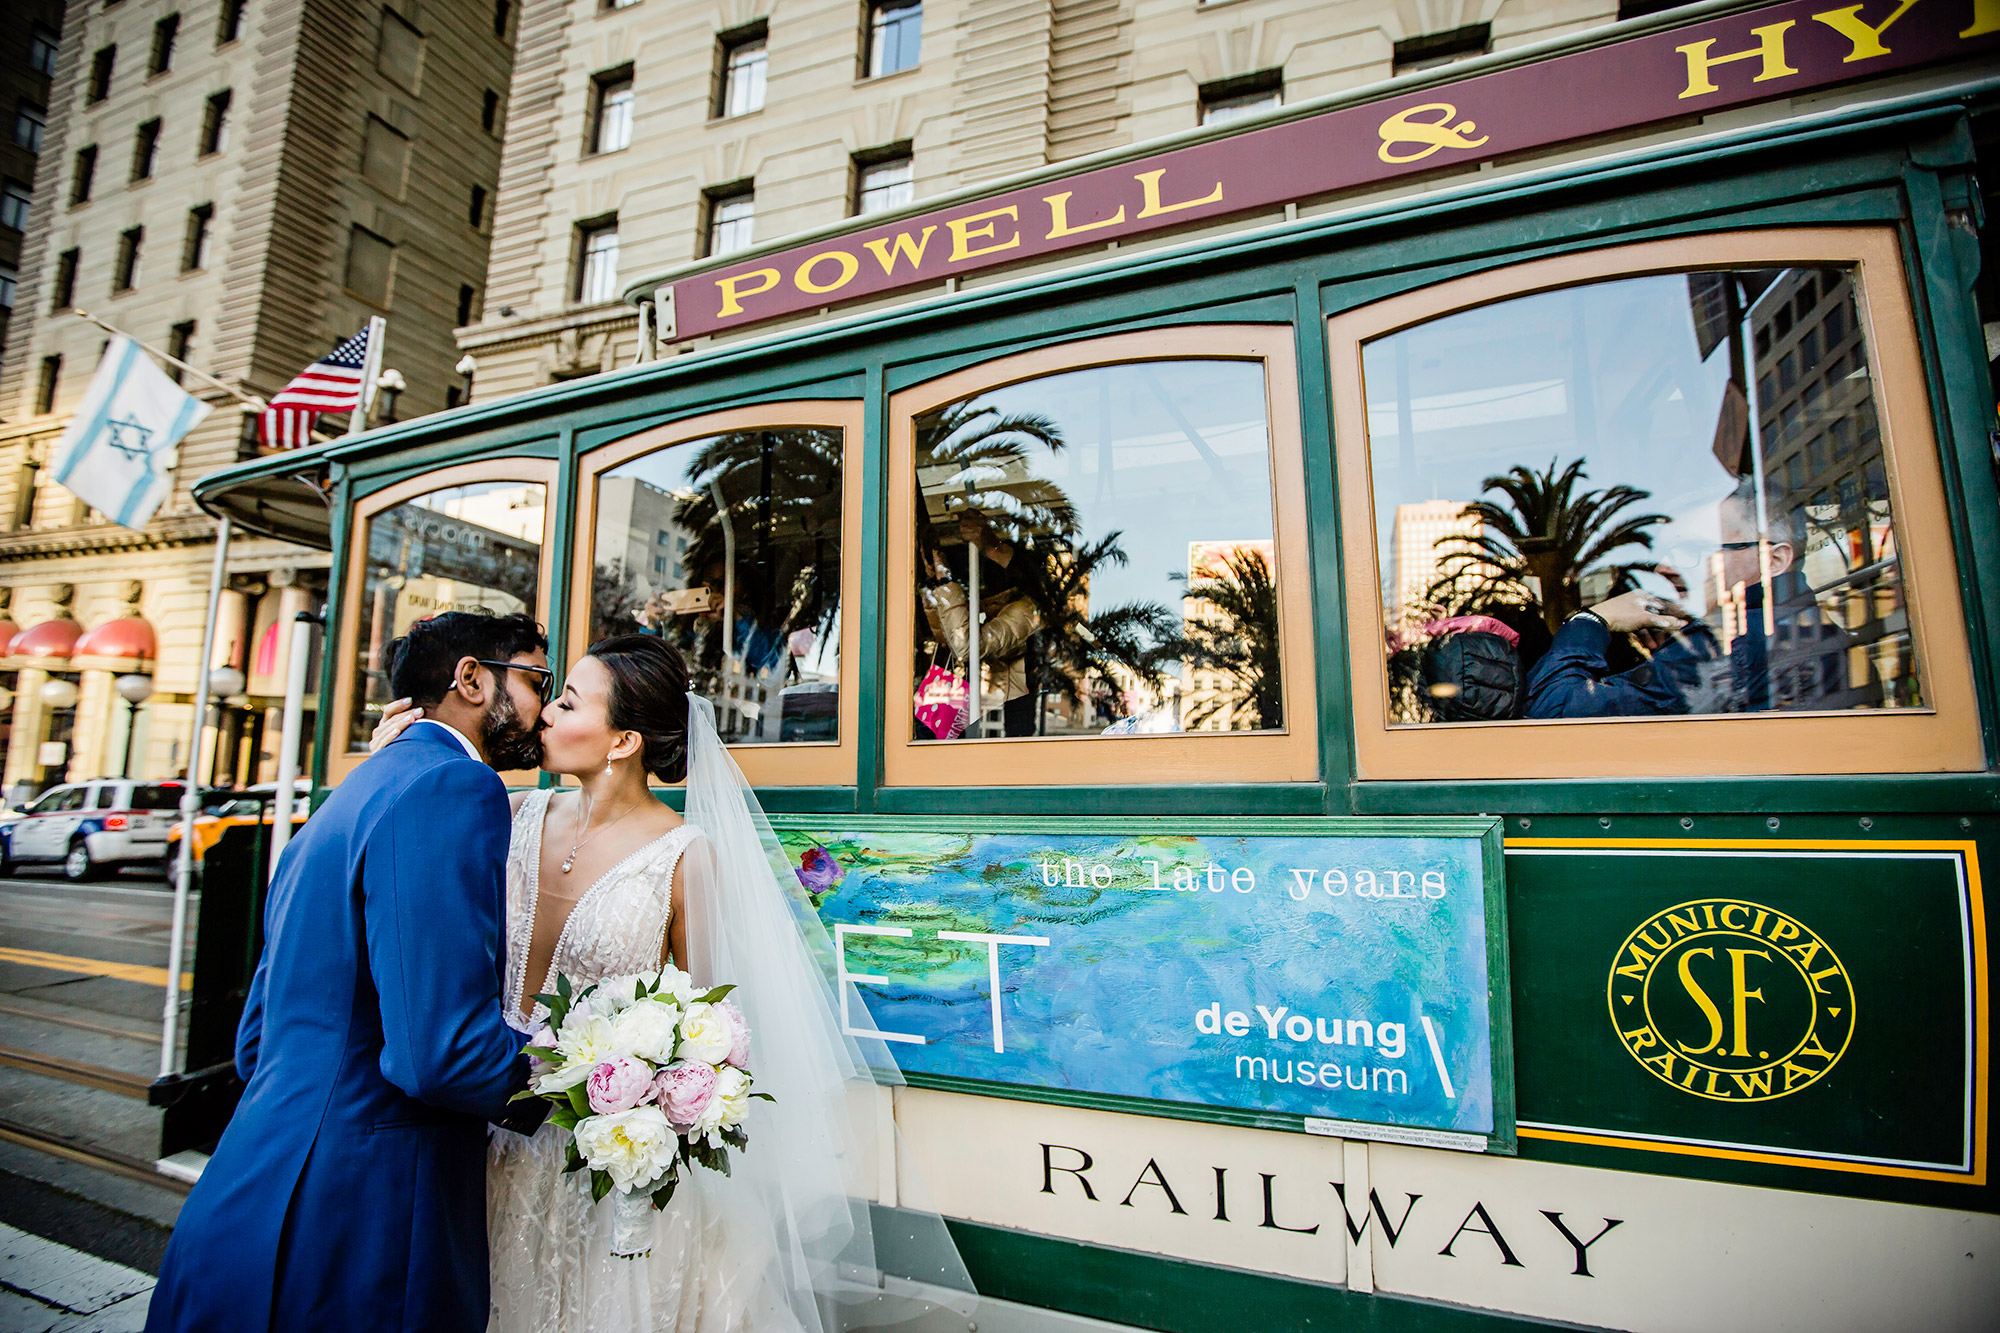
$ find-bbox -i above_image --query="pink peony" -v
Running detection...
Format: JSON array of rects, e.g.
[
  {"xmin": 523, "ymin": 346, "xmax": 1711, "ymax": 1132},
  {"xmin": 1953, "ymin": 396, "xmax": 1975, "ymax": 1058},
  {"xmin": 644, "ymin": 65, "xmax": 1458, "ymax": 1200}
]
[
  {"xmin": 653, "ymin": 1060, "xmax": 719, "ymax": 1129},
  {"xmin": 585, "ymin": 1056, "xmax": 655, "ymax": 1115},
  {"xmin": 715, "ymin": 1000, "xmax": 751, "ymax": 1070}
]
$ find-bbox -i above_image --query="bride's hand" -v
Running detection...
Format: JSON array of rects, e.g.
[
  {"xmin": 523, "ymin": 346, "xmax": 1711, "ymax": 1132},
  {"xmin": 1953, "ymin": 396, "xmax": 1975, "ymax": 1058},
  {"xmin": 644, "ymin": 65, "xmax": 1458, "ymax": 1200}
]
[{"xmin": 370, "ymin": 698, "xmax": 422, "ymax": 753}]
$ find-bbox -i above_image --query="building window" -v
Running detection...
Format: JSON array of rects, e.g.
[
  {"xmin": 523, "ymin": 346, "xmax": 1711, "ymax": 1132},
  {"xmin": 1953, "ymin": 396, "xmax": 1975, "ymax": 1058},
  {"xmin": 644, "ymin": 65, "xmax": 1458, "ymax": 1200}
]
[
  {"xmin": 14, "ymin": 103, "xmax": 45, "ymax": 153},
  {"xmin": 199, "ymin": 89, "xmax": 231, "ymax": 155},
  {"xmin": 166, "ymin": 320, "xmax": 194, "ymax": 384},
  {"xmin": 0, "ymin": 266, "xmax": 15, "ymax": 309},
  {"xmin": 149, "ymin": 14, "xmax": 180, "ymax": 76},
  {"xmin": 575, "ymin": 218, "xmax": 619, "ymax": 303},
  {"xmin": 51, "ymin": 248, "xmax": 78, "ymax": 310},
  {"xmin": 605, "ymin": 0, "xmax": 641, "ymax": 7},
  {"xmin": 345, "ymin": 224, "xmax": 394, "ymax": 307},
  {"xmin": 89, "ymin": 47, "xmax": 115, "ymax": 102},
  {"xmin": 71, "ymin": 145, "xmax": 96, "ymax": 203},
  {"xmin": 715, "ymin": 23, "xmax": 766, "ymax": 118},
  {"xmin": 493, "ymin": 0, "xmax": 511, "ymax": 38},
  {"xmin": 0, "ymin": 180, "xmax": 28, "ymax": 232},
  {"xmin": 29, "ymin": 25, "xmax": 59, "ymax": 76},
  {"xmin": 113, "ymin": 226, "xmax": 143, "ymax": 291},
  {"xmin": 590, "ymin": 68, "xmax": 634, "ymax": 153},
  {"xmin": 482, "ymin": 88, "xmax": 500, "ymax": 133},
  {"xmin": 35, "ymin": 356, "xmax": 60, "ymax": 415},
  {"xmin": 853, "ymin": 147, "xmax": 913, "ymax": 215},
  {"xmin": 457, "ymin": 283, "xmax": 476, "ymax": 325},
  {"xmin": 1391, "ymin": 23, "xmax": 1490, "ymax": 74},
  {"xmin": 361, "ymin": 114, "xmax": 411, "ymax": 197},
  {"xmin": 217, "ymin": 0, "xmax": 246, "ymax": 45},
  {"xmin": 131, "ymin": 118, "xmax": 162, "ymax": 181},
  {"xmin": 377, "ymin": 7, "xmax": 424, "ymax": 93},
  {"xmin": 468, "ymin": 184, "xmax": 487, "ymax": 228},
  {"xmin": 703, "ymin": 184, "xmax": 753, "ymax": 257},
  {"xmin": 181, "ymin": 203, "xmax": 212, "ymax": 270},
  {"xmin": 1198, "ymin": 70, "xmax": 1282, "ymax": 126},
  {"xmin": 866, "ymin": 0, "xmax": 921, "ymax": 77}
]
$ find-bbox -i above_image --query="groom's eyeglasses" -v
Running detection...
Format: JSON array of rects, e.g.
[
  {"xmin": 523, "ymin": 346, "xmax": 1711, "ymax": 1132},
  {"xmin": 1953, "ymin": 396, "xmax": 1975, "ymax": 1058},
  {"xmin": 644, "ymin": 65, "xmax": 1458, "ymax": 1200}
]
[{"xmin": 474, "ymin": 660, "xmax": 555, "ymax": 701}]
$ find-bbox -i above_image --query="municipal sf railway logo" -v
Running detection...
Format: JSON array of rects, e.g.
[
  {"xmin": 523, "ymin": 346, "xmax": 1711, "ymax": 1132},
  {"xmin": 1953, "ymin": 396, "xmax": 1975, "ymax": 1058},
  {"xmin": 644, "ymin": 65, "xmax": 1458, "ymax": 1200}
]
[{"xmin": 1607, "ymin": 899, "xmax": 1853, "ymax": 1102}]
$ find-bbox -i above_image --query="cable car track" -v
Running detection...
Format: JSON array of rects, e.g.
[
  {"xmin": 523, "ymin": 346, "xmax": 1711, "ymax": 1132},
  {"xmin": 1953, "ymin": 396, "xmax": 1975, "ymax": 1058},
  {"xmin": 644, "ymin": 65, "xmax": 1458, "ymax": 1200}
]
[{"xmin": 0, "ymin": 1113, "xmax": 191, "ymax": 1195}]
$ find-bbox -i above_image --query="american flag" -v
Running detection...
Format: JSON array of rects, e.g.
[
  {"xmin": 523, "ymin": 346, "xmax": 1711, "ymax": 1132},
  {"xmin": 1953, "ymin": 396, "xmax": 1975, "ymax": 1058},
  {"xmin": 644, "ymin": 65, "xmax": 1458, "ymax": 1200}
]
[{"xmin": 260, "ymin": 326, "xmax": 373, "ymax": 449}]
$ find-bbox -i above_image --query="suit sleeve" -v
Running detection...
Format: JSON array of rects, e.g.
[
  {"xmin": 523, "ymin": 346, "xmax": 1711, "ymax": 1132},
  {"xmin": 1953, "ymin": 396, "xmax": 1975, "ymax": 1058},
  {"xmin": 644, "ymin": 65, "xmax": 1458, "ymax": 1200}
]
[
  {"xmin": 362, "ymin": 760, "xmax": 528, "ymax": 1119},
  {"xmin": 1525, "ymin": 614, "xmax": 1713, "ymax": 719},
  {"xmin": 234, "ymin": 948, "xmax": 269, "ymax": 1082}
]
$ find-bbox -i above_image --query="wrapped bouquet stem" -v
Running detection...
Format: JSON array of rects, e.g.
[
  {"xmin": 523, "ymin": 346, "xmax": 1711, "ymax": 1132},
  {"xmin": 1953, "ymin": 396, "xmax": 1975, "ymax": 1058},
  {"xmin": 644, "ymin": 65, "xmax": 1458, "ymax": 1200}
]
[{"xmin": 516, "ymin": 966, "xmax": 769, "ymax": 1259}]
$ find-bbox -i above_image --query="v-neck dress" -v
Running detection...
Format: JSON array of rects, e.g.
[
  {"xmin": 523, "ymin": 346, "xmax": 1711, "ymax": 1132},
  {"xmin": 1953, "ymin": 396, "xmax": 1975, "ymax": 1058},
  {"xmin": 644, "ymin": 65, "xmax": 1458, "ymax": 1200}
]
[{"xmin": 487, "ymin": 790, "xmax": 798, "ymax": 1332}]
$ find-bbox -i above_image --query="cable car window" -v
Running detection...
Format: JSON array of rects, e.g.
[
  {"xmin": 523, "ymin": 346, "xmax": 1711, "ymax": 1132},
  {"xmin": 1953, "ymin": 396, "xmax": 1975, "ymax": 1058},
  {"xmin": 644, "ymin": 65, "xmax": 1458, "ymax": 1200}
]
[
  {"xmin": 588, "ymin": 426, "xmax": 844, "ymax": 747},
  {"xmin": 347, "ymin": 479, "xmax": 547, "ymax": 751},
  {"xmin": 911, "ymin": 359, "xmax": 1280, "ymax": 740},
  {"xmin": 1362, "ymin": 265, "xmax": 1922, "ymax": 727}
]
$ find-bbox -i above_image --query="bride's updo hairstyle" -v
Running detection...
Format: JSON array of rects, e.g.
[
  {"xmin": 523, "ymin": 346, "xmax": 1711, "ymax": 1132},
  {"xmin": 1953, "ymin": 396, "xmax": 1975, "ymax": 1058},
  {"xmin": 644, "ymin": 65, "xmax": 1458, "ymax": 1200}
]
[{"xmin": 588, "ymin": 634, "xmax": 693, "ymax": 784}]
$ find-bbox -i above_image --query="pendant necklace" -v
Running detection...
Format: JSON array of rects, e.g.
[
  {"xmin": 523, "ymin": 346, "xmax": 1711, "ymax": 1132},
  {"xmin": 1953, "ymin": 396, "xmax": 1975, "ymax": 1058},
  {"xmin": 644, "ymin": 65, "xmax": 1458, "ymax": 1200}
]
[{"xmin": 561, "ymin": 790, "xmax": 640, "ymax": 874}]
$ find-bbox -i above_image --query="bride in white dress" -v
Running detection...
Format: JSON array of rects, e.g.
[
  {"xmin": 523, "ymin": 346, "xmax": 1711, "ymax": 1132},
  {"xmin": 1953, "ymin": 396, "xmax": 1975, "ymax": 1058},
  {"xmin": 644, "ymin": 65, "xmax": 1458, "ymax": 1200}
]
[{"xmin": 376, "ymin": 634, "xmax": 970, "ymax": 1333}]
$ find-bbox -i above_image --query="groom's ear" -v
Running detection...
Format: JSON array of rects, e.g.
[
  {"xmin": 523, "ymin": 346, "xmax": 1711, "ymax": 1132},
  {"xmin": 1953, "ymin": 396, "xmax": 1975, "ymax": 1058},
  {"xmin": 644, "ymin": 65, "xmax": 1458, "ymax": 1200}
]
[{"xmin": 451, "ymin": 655, "xmax": 489, "ymax": 704}]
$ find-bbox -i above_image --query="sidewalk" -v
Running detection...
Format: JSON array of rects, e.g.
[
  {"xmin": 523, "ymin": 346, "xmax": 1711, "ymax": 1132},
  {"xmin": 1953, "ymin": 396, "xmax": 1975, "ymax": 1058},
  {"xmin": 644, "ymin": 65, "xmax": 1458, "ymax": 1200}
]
[{"xmin": 0, "ymin": 1225, "xmax": 152, "ymax": 1332}]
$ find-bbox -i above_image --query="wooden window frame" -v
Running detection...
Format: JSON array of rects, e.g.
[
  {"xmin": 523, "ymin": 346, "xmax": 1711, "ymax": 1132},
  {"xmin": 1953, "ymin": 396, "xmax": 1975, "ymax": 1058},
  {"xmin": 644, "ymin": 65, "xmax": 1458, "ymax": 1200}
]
[
  {"xmin": 1328, "ymin": 226, "xmax": 1982, "ymax": 781},
  {"xmin": 884, "ymin": 325, "xmax": 1318, "ymax": 788},
  {"xmin": 330, "ymin": 457, "xmax": 560, "ymax": 786},
  {"xmin": 571, "ymin": 400, "xmax": 866, "ymax": 788}
]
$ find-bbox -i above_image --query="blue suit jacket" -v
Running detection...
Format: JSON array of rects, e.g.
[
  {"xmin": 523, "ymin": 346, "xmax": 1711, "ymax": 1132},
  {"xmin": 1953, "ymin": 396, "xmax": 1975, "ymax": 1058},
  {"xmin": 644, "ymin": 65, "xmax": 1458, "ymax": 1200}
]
[{"xmin": 148, "ymin": 724, "xmax": 527, "ymax": 1333}]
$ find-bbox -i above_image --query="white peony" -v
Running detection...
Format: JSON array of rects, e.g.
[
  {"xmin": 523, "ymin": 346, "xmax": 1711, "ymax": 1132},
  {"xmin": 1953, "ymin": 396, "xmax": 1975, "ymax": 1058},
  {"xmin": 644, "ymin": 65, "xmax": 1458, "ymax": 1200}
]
[
  {"xmin": 590, "ymin": 974, "xmax": 647, "ymax": 1015},
  {"xmin": 703, "ymin": 1065, "xmax": 752, "ymax": 1132},
  {"xmin": 572, "ymin": 1104, "xmax": 678, "ymax": 1191},
  {"xmin": 676, "ymin": 1002, "xmax": 734, "ymax": 1065},
  {"xmin": 651, "ymin": 965, "xmax": 699, "ymax": 1007},
  {"xmin": 609, "ymin": 997, "xmax": 682, "ymax": 1065},
  {"xmin": 536, "ymin": 1014, "xmax": 620, "ymax": 1093}
]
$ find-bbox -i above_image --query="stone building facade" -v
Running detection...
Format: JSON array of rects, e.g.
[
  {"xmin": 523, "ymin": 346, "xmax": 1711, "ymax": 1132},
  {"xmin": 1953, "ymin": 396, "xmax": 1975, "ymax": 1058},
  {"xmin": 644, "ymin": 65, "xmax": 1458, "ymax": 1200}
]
[
  {"xmin": 459, "ymin": 0, "xmax": 1627, "ymax": 396},
  {"xmin": 0, "ymin": 0, "xmax": 517, "ymax": 797},
  {"xmin": 2, "ymin": 1, "xmax": 67, "ymax": 363}
]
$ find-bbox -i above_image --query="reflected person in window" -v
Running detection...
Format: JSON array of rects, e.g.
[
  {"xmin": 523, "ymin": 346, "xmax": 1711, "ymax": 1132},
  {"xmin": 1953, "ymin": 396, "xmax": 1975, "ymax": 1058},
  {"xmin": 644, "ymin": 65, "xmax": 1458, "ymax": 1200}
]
[{"xmin": 920, "ymin": 510, "xmax": 1043, "ymax": 737}]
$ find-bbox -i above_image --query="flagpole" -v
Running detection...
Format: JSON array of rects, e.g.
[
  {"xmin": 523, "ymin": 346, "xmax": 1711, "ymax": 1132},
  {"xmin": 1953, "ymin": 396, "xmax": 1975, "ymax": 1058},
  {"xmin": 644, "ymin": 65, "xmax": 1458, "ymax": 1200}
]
[
  {"xmin": 347, "ymin": 316, "xmax": 387, "ymax": 435},
  {"xmin": 71, "ymin": 310, "xmax": 267, "ymax": 410}
]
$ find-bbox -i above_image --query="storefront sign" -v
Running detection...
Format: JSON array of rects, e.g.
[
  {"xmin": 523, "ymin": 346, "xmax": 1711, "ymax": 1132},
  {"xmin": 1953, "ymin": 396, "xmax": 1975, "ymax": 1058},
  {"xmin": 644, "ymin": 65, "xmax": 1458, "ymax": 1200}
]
[
  {"xmin": 768, "ymin": 816, "xmax": 1510, "ymax": 1148},
  {"xmin": 1507, "ymin": 839, "xmax": 1985, "ymax": 1187},
  {"xmin": 671, "ymin": 0, "xmax": 2000, "ymax": 337}
]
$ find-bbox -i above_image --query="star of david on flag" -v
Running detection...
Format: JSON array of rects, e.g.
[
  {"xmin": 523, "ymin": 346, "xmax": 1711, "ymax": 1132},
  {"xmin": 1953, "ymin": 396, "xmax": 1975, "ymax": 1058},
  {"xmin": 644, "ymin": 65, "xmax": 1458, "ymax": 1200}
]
[
  {"xmin": 260, "ymin": 325, "xmax": 374, "ymax": 449},
  {"xmin": 47, "ymin": 337, "xmax": 212, "ymax": 531}
]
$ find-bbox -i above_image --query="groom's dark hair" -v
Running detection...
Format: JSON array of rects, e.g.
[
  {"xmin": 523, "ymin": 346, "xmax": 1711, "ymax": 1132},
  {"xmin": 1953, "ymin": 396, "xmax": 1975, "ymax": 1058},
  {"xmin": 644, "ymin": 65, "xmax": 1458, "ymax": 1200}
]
[{"xmin": 386, "ymin": 612, "xmax": 547, "ymax": 708}]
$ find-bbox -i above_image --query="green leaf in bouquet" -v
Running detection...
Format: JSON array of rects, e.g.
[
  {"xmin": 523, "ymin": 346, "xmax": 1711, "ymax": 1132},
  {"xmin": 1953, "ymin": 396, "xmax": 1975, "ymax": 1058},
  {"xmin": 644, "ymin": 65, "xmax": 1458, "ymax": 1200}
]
[
  {"xmin": 531, "ymin": 992, "xmax": 569, "ymax": 1027},
  {"xmin": 549, "ymin": 1105, "xmax": 579, "ymax": 1131},
  {"xmin": 650, "ymin": 1174, "xmax": 679, "ymax": 1210},
  {"xmin": 694, "ymin": 984, "xmax": 736, "ymax": 1005},
  {"xmin": 557, "ymin": 973, "xmax": 573, "ymax": 1000},
  {"xmin": 521, "ymin": 1045, "xmax": 561, "ymax": 1063},
  {"xmin": 567, "ymin": 1084, "xmax": 590, "ymax": 1117},
  {"xmin": 720, "ymin": 1126, "xmax": 748, "ymax": 1151},
  {"xmin": 590, "ymin": 1170, "xmax": 613, "ymax": 1204},
  {"xmin": 507, "ymin": 1088, "xmax": 538, "ymax": 1103},
  {"xmin": 691, "ymin": 1139, "xmax": 731, "ymax": 1177},
  {"xmin": 564, "ymin": 1143, "xmax": 585, "ymax": 1174},
  {"xmin": 748, "ymin": 1092, "xmax": 776, "ymax": 1102}
]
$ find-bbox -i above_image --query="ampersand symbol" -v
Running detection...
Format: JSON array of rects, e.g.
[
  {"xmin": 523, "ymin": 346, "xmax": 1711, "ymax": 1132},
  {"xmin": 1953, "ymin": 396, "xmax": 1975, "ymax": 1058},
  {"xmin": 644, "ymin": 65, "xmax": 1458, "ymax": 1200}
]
[{"xmin": 1377, "ymin": 102, "xmax": 1491, "ymax": 164}]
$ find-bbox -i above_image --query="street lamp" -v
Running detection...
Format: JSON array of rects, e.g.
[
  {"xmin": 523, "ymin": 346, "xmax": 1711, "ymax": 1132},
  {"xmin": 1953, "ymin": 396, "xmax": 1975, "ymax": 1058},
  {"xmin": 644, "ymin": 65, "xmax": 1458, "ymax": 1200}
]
[
  {"xmin": 207, "ymin": 666, "xmax": 246, "ymax": 699},
  {"xmin": 375, "ymin": 368, "xmax": 406, "ymax": 423},
  {"xmin": 455, "ymin": 355, "xmax": 477, "ymax": 406},
  {"xmin": 115, "ymin": 673, "xmax": 154, "ymax": 777},
  {"xmin": 39, "ymin": 678, "xmax": 79, "ymax": 709}
]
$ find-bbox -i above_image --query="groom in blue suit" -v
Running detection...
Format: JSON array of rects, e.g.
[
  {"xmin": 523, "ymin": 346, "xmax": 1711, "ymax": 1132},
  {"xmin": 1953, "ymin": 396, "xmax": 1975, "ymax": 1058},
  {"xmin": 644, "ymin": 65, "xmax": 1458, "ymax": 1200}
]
[{"xmin": 149, "ymin": 612, "xmax": 552, "ymax": 1332}]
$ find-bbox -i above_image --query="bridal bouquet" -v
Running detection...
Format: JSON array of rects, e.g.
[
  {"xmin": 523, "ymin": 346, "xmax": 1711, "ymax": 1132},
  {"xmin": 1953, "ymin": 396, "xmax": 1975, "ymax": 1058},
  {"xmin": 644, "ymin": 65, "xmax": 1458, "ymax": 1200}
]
[{"xmin": 516, "ymin": 965, "xmax": 767, "ymax": 1256}]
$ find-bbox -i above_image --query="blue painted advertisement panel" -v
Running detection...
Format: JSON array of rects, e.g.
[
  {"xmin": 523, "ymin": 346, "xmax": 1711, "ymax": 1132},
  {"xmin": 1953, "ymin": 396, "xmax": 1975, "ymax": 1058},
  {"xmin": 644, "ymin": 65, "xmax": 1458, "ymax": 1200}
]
[{"xmin": 769, "ymin": 819, "xmax": 1507, "ymax": 1144}]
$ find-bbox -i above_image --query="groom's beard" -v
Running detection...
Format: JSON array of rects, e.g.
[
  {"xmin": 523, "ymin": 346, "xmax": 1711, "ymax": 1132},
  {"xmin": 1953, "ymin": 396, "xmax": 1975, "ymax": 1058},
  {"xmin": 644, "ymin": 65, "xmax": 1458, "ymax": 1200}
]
[{"xmin": 482, "ymin": 688, "xmax": 545, "ymax": 771}]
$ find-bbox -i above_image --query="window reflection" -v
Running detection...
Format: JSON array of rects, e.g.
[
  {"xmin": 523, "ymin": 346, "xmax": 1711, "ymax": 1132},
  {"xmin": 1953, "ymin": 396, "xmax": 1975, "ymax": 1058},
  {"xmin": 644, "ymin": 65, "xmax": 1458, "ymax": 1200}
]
[
  {"xmin": 590, "ymin": 427, "xmax": 843, "ymax": 745},
  {"xmin": 1364, "ymin": 266, "xmax": 1918, "ymax": 725},
  {"xmin": 350, "ymin": 481, "xmax": 546, "ymax": 750},
  {"xmin": 911, "ymin": 359, "xmax": 1281, "ymax": 739}
]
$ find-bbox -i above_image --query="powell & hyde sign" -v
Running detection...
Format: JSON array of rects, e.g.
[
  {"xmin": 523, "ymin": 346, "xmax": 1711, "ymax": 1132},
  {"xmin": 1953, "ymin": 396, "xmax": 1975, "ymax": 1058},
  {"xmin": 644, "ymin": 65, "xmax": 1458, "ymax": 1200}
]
[{"xmin": 667, "ymin": 0, "xmax": 1999, "ymax": 338}]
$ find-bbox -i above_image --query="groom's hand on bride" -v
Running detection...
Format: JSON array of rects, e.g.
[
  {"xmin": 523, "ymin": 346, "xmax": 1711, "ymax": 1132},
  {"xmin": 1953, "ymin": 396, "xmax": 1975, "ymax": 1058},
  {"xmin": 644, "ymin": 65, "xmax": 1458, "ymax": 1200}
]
[{"xmin": 370, "ymin": 697, "xmax": 422, "ymax": 754}]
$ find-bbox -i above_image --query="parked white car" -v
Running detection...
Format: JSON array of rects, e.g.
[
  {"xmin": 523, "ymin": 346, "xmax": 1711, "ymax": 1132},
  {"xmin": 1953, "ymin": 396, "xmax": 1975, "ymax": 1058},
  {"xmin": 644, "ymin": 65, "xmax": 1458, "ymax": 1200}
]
[{"xmin": 0, "ymin": 780, "xmax": 193, "ymax": 880}]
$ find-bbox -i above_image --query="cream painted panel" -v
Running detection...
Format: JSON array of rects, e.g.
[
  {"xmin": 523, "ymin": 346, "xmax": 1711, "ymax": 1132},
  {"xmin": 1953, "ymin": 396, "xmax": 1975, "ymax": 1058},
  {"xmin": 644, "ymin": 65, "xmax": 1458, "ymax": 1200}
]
[
  {"xmin": 895, "ymin": 1088, "xmax": 1350, "ymax": 1287},
  {"xmin": 1367, "ymin": 1143, "xmax": 2000, "ymax": 1331}
]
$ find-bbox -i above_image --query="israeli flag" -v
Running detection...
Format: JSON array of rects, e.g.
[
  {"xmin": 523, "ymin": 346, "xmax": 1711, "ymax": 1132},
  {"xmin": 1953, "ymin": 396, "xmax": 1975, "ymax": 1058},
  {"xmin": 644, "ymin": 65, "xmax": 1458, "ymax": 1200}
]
[{"xmin": 48, "ymin": 337, "xmax": 212, "ymax": 530}]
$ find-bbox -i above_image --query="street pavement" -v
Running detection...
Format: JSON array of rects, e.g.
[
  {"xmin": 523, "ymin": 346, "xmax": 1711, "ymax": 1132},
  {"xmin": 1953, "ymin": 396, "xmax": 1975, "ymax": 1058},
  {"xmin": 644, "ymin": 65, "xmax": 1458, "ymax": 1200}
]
[{"xmin": 0, "ymin": 868, "xmax": 191, "ymax": 1285}]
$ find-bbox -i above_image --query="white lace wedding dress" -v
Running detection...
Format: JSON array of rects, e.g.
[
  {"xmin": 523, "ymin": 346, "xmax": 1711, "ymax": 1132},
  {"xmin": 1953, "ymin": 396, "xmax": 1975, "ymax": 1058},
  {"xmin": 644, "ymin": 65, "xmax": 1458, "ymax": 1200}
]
[{"xmin": 485, "ymin": 788, "xmax": 803, "ymax": 1333}]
